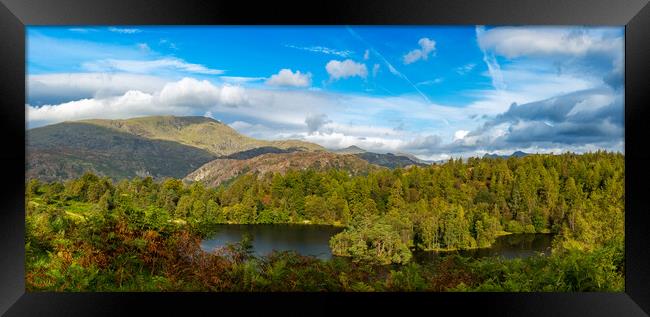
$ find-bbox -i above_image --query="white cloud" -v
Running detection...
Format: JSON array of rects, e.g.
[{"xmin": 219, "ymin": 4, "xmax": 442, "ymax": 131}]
[
  {"xmin": 403, "ymin": 37, "xmax": 436, "ymax": 64},
  {"xmin": 28, "ymin": 90, "xmax": 157, "ymax": 126},
  {"xmin": 463, "ymin": 62, "xmax": 598, "ymax": 117},
  {"xmin": 28, "ymin": 77, "xmax": 249, "ymax": 127},
  {"xmin": 302, "ymin": 131, "xmax": 405, "ymax": 152},
  {"xmin": 372, "ymin": 64, "xmax": 380, "ymax": 77},
  {"xmin": 416, "ymin": 78, "xmax": 443, "ymax": 86},
  {"xmin": 363, "ymin": 49, "xmax": 370, "ymax": 60},
  {"xmin": 565, "ymin": 93, "xmax": 615, "ymax": 117},
  {"xmin": 27, "ymin": 72, "xmax": 169, "ymax": 105},
  {"xmin": 158, "ymin": 77, "xmax": 223, "ymax": 107},
  {"xmin": 456, "ymin": 63, "xmax": 476, "ymax": 75},
  {"xmin": 158, "ymin": 39, "xmax": 179, "ymax": 50},
  {"xmin": 325, "ymin": 59, "xmax": 368, "ymax": 81},
  {"xmin": 220, "ymin": 76, "xmax": 265, "ymax": 84},
  {"xmin": 476, "ymin": 26, "xmax": 506, "ymax": 91},
  {"xmin": 219, "ymin": 85, "xmax": 249, "ymax": 107},
  {"xmin": 476, "ymin": 27, "xmax": 621, "ymax": 59},
  {"xmin": 285, "ymin": 45, "xmax": 353, "ymax": 58},
  {"xmin": 137, "ymin": 43, "xmax": 151, "ymax": 52},
  {"xmin": 453, "ymin": 130, "xmax": 470, "ymax": 141},
  {"xmin": 265, "ymin": 69, "xmax": 312, "ymax": 87},
  {"xmin": 475, "ymin": 26, "xmax": 623, "ymax": 90},
  {"xmin": 108, "ymin": 27, "xmax": 142, "ymax": 34},
  {"xmin": 82, "ymin": 58, "xmax": 224, "ymax": 75}
]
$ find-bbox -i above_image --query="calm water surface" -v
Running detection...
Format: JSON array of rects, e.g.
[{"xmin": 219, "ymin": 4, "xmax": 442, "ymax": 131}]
[
  {"xmin": 201, "ymin": 224, "xmax": 553, "ymax": 261},
  {"xmin": 200, "ymin": 224, "xmax": 344, "ymax": 260},
  {"xmin": 412, "ymin": 233, "xmax": 553, "ymax": 263}
]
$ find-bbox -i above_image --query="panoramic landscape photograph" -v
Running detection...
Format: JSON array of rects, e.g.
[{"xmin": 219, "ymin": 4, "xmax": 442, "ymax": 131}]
[{"xmin": 25, "ymin": 25, "xmax": 624, "ymax": 292}]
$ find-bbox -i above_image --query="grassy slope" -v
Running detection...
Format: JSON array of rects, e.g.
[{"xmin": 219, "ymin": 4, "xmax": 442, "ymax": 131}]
[
  {"xmin": 80, "ymin": 115, "xmax": 325, "ymax": 156},
  {"xmin": 27, "ymin": 122, "xmax": 217, "ymax": 181}
]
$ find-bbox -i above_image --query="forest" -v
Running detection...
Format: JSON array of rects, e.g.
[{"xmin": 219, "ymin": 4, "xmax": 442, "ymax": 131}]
[{"xmin": 25, "ymin": 151, "xmax": 625, "ymax": 291}]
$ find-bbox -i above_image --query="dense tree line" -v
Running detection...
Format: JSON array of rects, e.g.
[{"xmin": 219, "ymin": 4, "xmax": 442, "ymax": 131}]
[
  {"xmin": 27, "ymin": 151, "xmax": 624, "ymax": 264},
  {"xmin": 25, "ymin": 151, "xmax": 624, "ymax": 290}
]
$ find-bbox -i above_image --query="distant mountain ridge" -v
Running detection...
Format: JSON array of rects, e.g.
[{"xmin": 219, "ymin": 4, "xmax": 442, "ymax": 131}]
[
  {"xmin": 333, "ymin": 145, "xmax": 366, "ymax": 155},
  {"xmin": 332, "ymin": 145, "xmax": 428, "ymax": 168},
  {"xmin": 185, "ymin": 151, "xmax": 382, "ymax": 187},
  {"xmin": 356, "ymin": 152, "xmax": 427, "ymax": 169},
  {"xmin": 483, "ymin": 151, "xmax": 530, "ymax": 159},
  {"xmin": 394, "ymin": 152, "xmax": 435, "ymax": 165}
]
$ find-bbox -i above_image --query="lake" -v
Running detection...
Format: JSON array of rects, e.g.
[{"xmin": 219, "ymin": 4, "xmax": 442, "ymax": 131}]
[
  {"xmin": 412, "ymin": 233, "xmax": 554, "ymax": 263},
  {"xmin": 200, "ymin": 224, "xmax": 553, "ymax": 261},
  {"xmin": 200, "ymin": 224, "xmax": 344, "ymax": 260}
]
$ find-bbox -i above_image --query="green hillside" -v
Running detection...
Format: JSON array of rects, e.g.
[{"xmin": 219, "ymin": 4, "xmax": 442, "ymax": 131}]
[
  {"xmin": 80, "ymin": 115, "xmax": 324, "ymax": 156},
  {"xmin": 27, "ymin": 122, "xmax": 216, "ymax": 181}
]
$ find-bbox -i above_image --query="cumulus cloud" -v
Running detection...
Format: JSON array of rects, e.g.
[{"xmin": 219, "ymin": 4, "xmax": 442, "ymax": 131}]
[
  {"xmin": 219, "ymin": 85, "xmax": 249, "ymax": 107},
  {"xmin": 403, "ymin": 38, "xmax": 436, "ymax": 65},
  {"xmin": 476, "ymin": 26, "xmax": 623, "ymax": 89},
  {"xmin": 477, "ymin": 27, "xmax": 621, "ymax": 59},
  {"xmin": 486, "ymin": 88, "xmax": 620, "ymax": 127},
  {"xmin": 28, "ymin": 90, "xmax": 157, "ymax": 127},
  {"xmin": 27, "ymin": 73, "xmax": 169, "ymax": 106},
  {"xmin": 158, "ymin": 77, "xmax": 223, "ymax": 107},
  {"xmin": 453, "ymin": 130, "xmax": 470, "ymax": 141},
  {"xmin": 82, "ymin": 58, "xmax": 224, "ymax": 75},
  {"xmin": 265, "ymin": 69, "xmax": 312, "ymax": 87},
  {"xmin": 463, "ymin": 88, "xmax": 623, "ymax": 152},
  {"xmin": 27, "ymin": 77, "xmax": 249, "ymax": 127},
  {"xmin": 325, "ymin": 59, "xmax": 368, "ymax": 81}
]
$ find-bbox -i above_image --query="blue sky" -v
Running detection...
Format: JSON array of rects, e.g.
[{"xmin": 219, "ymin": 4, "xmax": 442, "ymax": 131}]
[{"xmin": 26, "ymin": 26, "xmax": 624, "ymax": 160}]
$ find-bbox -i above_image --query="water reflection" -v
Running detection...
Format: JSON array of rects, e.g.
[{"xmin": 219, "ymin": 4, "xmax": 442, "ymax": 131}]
[
  {"xmin": 200, "ymin": 224, "xmax": 344, "ymax": 260},
  {"xmin": 201, "ymin": 225, "xmax": 554, "ymax": 262},
  {"xmin": 412, "ymin": 233, "xmax": 553, "ymax": 263}
]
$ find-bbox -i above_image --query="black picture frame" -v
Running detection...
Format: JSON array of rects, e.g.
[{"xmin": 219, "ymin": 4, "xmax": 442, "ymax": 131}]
[{"xmin": 1, "ymin": 0, "xmax": 649, "ymax": 315}]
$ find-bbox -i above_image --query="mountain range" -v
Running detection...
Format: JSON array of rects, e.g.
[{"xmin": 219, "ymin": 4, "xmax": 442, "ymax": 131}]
[
  {"xmin": 333, "ymin": 145, "xmax": 428, "ymax": 168},
  {"xmin": 483, "ymin": 151, "xmax": 530, "ymax": 159},
  {"xmin": 26, "ymin": 115, "xmax": 430, "ymax": 184}
]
